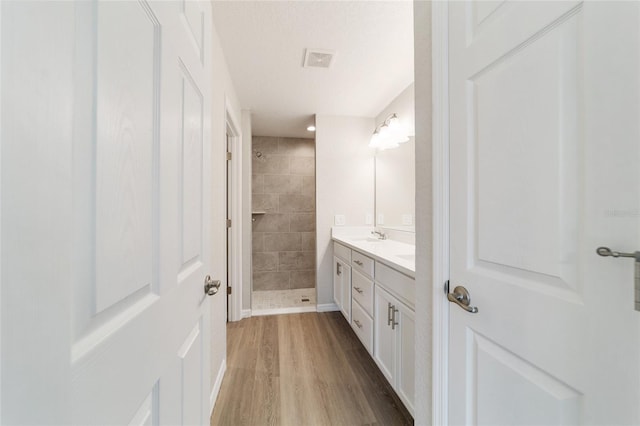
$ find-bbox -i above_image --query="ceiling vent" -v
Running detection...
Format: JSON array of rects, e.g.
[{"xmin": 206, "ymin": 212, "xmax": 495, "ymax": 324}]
[{"xmin": 303, "ymin": 49, "xmax": 335, "ymax": 69}]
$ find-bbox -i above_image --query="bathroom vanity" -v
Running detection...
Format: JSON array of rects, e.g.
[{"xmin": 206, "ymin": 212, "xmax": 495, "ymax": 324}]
[{"xmin": 332, "ymin": 229, "xmax": 415, "ymax": 416}]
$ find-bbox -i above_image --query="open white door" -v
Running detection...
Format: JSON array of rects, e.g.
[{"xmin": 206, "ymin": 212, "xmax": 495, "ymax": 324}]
[
  {"xmin": 448, "ymin": 1, "xmax": 639, "ymax": 424},
  {"xmin": 2, "ymin": 1, "xmax": 216, "ymax": 424}
]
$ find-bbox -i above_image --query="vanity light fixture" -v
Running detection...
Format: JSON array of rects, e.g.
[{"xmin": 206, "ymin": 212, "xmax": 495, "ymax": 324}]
[{"xmin": 369, "ymin": 113, "xmax": 409, "ymax": 150}]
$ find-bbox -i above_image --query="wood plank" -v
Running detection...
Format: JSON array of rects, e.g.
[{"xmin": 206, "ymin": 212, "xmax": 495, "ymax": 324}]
[{"xmin": 211, "ymin": 312, "xmax": 413, "ymax": 426}]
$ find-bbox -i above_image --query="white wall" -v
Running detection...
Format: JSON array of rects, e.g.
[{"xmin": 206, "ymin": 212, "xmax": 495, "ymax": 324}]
[
  {"xmin": 241, "ymin": 111, "xmax": 252, "ymax": 313},
  {"xmin": 315, "ymin": 115, "xmax": 375, "ymax": 306},
  {"xmin": 209, "ymin": 17, "xmax": 242, "ymax": 401},
  {"xmin": 414, "ymin": 1, "xmax": 433, "ymax": 425}
]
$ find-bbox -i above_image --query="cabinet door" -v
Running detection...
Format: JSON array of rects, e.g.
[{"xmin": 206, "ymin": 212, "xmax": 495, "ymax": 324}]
[
  {"xmin": 396, "ymin": 302, "xmax": 415, "ymax": 416},
  {"xmin": 374, "ymin": 286, "xmax": 396, "ymax": 383},
  {"xmin": 340, "ymin": 263, "xmax": 352, "ymax": 322},
  {"xmin": 333, "ymin": 256, "xmax": 343, "ymax": 311},
  {"xmin": 333, "ymin": 256, "xmax": 351, "ymax": 322}
]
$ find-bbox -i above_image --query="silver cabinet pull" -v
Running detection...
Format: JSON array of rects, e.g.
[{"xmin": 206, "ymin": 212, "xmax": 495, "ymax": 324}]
[
  {"xmin": 354, "ymin": 260, "xmax": 363, "ymax": 266},
  {"xmin": 337, "ymin": 262, "xmax": 342, "ymax": 276},
  {"xmin": 446, "ymin": 282, "xmax": 478, "ymax": 313},
  {"xmin": 204, "ymin": 275, "xmax": 221, "ymax": 296},
  {"xmin": 387, "ymin": 302, "xmax": 393, "ymax": 325},
  {"xmin": 354, "ymin": 319, "xmax": 363, "ymax": 329},
  {"xmin": 391, "ymin": 306, "xmax": 399, "ymax": 330},
  {"xmin": 354, "ymin": 286, "xmax": 363, "ymax": 294},
  {"xmin": 597, "ymin": 246, "xmax": 640, "ymax": 311}
]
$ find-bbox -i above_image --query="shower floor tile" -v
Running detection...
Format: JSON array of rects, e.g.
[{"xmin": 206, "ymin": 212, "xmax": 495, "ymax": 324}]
[{"xmin": 252, "ymin": 288, "xmax": 316, "ymax": 312}]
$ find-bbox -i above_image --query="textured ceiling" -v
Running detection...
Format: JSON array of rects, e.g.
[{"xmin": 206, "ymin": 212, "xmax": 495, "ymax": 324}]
[{"xmin": 212, "ymin": 1, "xmax": 414, "ymax": 138}]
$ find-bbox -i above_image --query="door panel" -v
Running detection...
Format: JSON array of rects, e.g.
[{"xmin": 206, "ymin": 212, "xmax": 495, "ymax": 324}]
[
  {"xmin": 95, "ymin": 0, "xmax": 158, "ymax": 312},
  {"xmin": 179, "ymin": 62, "xmax": 205, "ymax": 281},
  {"xmin": 69, "ymin": 1, "xmax": 213, "ymax": 424},
  {"xmin": 449, "ymin": 1, "xmax": 640, "ymax": 424},
  {"xmin": 178, "ymin": 321, "xmax": 204, "ymax": 426}
]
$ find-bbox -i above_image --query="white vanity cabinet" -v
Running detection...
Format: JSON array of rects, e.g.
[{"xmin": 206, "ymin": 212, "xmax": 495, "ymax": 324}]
[
  {"xmin": 332, "ymin": 237, "xmax": 415, "ymax": 417},
  {"xmin": 333, "ymin": 243, "xmax": 352, "ymax": 322}
]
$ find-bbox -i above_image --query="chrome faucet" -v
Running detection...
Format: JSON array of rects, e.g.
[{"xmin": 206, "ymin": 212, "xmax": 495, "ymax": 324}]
[{"xmin": 371, "ymin": 230, "xmax": 387, "ymax": 240}]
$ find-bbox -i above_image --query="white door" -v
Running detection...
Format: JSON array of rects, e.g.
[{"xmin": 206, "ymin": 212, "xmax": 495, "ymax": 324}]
[
  {"xmin": 1, "ymin": 1, "xmax": 216, "ymax": 424},
  {"xmin": 448, "ymin": 1, "xmax": 639, "ymax": 424}
]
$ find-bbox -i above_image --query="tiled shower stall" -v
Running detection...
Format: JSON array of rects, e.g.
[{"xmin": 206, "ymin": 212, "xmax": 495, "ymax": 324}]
[{"xmin": 251, "ymin": 136, "xmax": 316, "ymax": 311}]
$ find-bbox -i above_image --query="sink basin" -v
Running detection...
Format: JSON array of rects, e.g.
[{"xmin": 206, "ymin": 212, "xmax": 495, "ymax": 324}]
[{"xmin": 396, "ymin": 254, "xmax": 415, "ymax": 262}]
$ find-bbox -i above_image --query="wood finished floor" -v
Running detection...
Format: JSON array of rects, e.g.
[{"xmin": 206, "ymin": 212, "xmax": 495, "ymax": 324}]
[{"xmin": 211, "ymin": 312, "xmax": 414, "ymax": 426}]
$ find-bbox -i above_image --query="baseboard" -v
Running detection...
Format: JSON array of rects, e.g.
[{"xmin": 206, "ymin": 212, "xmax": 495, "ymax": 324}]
[
  {"xmin": 241, "ymin": 309, "xmax": 252, "ymax": 319},
  {"xmin": 316, "ymin": 303, "xmax": 339, "ymax": 312},
  {"xmin": 209, "ymin": 358, "xmax": 227, "ymax": 415},
  {"xmin": 251, "ymin": 306, "xmax": 317, "ymax": 316}
]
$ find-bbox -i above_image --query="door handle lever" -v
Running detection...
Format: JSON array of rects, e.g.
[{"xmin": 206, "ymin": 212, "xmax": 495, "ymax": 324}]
[
  {"xmin": 204, "ymin": 275, "xmax": 221, "ymax": 296},
  {"xmin": 596, "ymin": 246, "xmax": 640, "ymax": 261},
  {"xmin": 446, "ymin": 282, "xmax": 478, "ymax": 313},
  {"xmin": 597, "ymin": 247, "xmax": 640, "ymax": 311}
]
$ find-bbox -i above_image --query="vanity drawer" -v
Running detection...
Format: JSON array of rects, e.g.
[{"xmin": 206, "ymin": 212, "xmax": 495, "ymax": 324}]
[
  {"xmin": 352, "ymin": 269, "xmax": 374, "ymax": 316},
  {"xmin": 351, "ymin": 300, "xmax": 373, "ymax": 355},
  {"xmin": 375, "ymin": 261, "xmax": 415, "ymax": 310},
  {"xmin": 334, "ymin": 242, "xmax": 351, "ymax": 263},
  {"xmin": 352, "ymin": 250, "xmax": 374, "ymax": 278}
]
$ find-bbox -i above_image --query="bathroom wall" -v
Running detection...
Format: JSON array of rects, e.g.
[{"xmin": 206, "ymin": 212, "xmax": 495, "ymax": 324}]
[
  {"xmin": 315, "ymin": 115, "xmax": 375, "ymax": 307},
  {"xmin": 252, "ymin": 136, "xmax": 316, "ymax": 292}
]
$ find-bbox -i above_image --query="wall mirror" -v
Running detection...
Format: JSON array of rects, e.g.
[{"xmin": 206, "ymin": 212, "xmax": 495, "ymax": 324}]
[{"xmin": 374, "ymin": 136, "xmax": 415, "ymax": 232}]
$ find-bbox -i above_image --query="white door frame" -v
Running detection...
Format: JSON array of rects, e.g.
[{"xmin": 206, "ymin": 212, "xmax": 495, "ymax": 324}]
[
  {"xmin": 225, "ymin": 98, "xmax": 243, "ymax": 322},
  {"xmin": 431, "ymin": 2, "xmax": 450, "ymax": 426}
]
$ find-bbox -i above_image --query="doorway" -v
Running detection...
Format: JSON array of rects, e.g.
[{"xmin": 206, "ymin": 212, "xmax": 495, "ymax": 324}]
[{"xmin": 251, "ymin": 136, "xmax": 317, "ymax": 315}]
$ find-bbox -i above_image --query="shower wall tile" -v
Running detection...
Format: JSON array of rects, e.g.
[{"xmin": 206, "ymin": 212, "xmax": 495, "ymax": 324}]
[
  {"xmin": 253, "ymin": 194, "xmax": 279, "ymax": 213},
  {"xmin": 289, "ymin": 157, "xmax": 315, "ymax": 175},
  {"xmin": 253, "ymin": 252, "xmax": 278, "ymax": 271},
  {"xmin": 252, "ymin": 233, "xmax": 264, "ymax": 253},
  {"xmin": 264, "ymin": 232, "xmax": 301, "ymax": 252},
  {"xmin": 252, "ymin": 137, "xmax": 279, "ymax": 155},
  {"xmin": 289, "ymin": 214, "xmax": 315, "ymax": 232},
  {"xmin": 302, "ymin": 176, "xmax": 315, "ymax": 194},
  {"xmin": 252, "ymin": 175, "xmax": 264, "ymax": 194},
  {"xmin": 252, "ymin": 214, "xmax": 290, "ymax": 232},
  {"xmin": 253, "ymin": 271, "xmax": 290, "ymax": 291},
  {"xmin": 278, "ymin": 251, "xmax": 315, "ymax": 271},
  {"xmin": 290, "ymin": 271, "xmax": 316, "ymax": 289},
  {"xmin": 263, "ymin": 175, "xmax": 303, "ymax": 194},
  {"xmin": 278, "ymin": 194, "xmax": 315, "ymax": 213},
  {"xmin": 301, "ymin": 233, "xmax": 315, "ymax": 251},
  {"xmin": 252, "ymin": 136, "xmax": 316, "ymax": 291},
  {"xmin": 278, "ymin": 138, "xmax": 315, "ymax": 157},
  {"xmin": 253, "ymin": 154, "xmax": 290, "ymax": 175}
]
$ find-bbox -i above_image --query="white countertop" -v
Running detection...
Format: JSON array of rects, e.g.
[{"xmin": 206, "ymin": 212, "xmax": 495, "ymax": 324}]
[{"xmin": 331, "ymin": 227, "xmax": 415, "ymax": 278}]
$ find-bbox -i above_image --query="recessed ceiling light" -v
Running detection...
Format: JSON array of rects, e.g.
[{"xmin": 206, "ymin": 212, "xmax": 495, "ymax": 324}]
[{"xmin": 307, "ymin": 125, "xmax": 316, "ymax": 132}]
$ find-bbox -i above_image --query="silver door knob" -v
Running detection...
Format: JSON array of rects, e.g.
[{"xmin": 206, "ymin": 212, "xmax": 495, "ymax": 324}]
[
  {"xmin": 446, "ymin": 282, "xmax": 478, "ymax": 313},
  {"xmin": 204, "ymin": 275, "xmax": 221, "ymax": 296}
]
